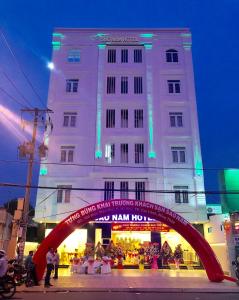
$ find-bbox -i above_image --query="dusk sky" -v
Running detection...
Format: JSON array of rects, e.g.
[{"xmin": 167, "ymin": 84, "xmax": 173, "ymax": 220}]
[{"xmin": 0, "ymin": 0, "xmax": 238, "ymax": 206}]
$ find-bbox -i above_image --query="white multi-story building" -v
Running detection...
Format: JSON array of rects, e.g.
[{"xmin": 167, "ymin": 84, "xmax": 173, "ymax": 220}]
[{"xmin": 35, "ymin": 28, "xmax": 207, "ymax": 258}]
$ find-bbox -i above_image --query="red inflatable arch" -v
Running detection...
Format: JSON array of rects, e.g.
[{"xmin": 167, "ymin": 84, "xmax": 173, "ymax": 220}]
[{"xmin": 33, "ymin": 199, "xmax": 232, "ymax": 282}]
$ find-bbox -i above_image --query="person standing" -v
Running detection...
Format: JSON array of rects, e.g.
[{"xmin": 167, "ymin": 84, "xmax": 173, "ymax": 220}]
[
  {"xmin": 24, "ymin": 250, "xmax": 39, "ymax": 285},
  {"xmin": 95, "ymin": 242, "xmax": 104, "ymax": 258},
  {"xmin": 53, "ymin": 249, "xmax": 60, "ymax": 279},
  {"xmin": 44, "ymin": 248, "xmax": 54, "ymax": 288},
  {"xmin": 174, "ymin": 244, "xmax": 183, "ymax": 269}
]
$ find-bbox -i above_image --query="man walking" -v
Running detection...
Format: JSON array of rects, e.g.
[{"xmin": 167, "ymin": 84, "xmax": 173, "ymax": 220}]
[{"xmin": 44, "ymin": 248, "xmax": 54, "ymax": 288}]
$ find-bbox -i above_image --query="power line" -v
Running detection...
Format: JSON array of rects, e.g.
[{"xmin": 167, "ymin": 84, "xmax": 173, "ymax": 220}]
[
  {"xmin": 2, "ymin": 71, "xmax": 34, "ymax": 108},
  {"xmin": 0, "ymin": 181, "xmax": 238, "ymax": 195},
  {"xmin": 0, "ymin": 86, "xmax": 26, "ymax": 108},
  {"xmin": 42, "ymin": 209, "xmax": 78, "ymax": 219},
  {"xmin": 27, "ymin": 190, "xmax": 57, "ymax": 216},
  {"xmin": 0, "ymin": 30, "xmax": 46, "ymax": 109},
  {"xmin": 0, "ymin": 158, "xmax": 234, "ymax": 172}
]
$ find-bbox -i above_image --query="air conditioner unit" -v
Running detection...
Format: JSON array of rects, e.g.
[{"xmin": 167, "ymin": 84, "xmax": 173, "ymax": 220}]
[{"xmin": 206, "ymin": 205, "xmax": 222, "ymax": 214}]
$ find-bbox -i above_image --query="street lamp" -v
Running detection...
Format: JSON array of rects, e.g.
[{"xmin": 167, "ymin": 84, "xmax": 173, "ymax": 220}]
[{"xmin": 47, "ymin": 62, "xmax": 55, "ymax": 70}]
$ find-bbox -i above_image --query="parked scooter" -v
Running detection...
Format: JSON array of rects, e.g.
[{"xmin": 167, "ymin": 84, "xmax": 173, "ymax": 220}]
[
  {"xmin": 232, "ymin": 259, "xmax": 239, "ymax": 284},
  {"xmin": 0, "ymin": 275, "xmax": 16, "ymax": 299},
  {"xmin": 7, "ymin": 259, "xmax": 33, "ymax": 287}
]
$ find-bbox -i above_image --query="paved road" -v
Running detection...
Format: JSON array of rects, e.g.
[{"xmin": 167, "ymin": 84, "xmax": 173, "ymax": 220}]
[{"xmin": 13, "ymin": 292, "xmax": 239, "ymax": 300}]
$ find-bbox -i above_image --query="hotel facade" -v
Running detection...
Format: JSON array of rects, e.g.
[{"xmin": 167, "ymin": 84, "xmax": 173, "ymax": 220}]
[{"xmin": 35, "ymin": 28, "xmax": 207, "ymax": 266}]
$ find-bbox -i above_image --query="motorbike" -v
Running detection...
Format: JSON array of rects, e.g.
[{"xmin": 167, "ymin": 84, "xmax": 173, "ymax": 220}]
[
  {"xmin": 7, "ymin": 260, "xmax": 33, "ymax": 287},
  {"xmin": 0, "ymin": 275, "xmax": 16, "ymax": 299},
  {"xmin": 232, "ymin": 260, "xmax": 239, "ymax": 280}
]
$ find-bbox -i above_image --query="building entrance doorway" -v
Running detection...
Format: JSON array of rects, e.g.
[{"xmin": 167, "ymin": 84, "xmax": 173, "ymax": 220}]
[{"xmin": 33, "ymin": 199, "xmax": 231, "ymax": 282}]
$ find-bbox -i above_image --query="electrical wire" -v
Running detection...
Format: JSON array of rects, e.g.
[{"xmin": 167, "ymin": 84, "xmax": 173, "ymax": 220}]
[
  {"xmin": 0, "ymin": 86, "xmax": 27, "ymax": 108},
  {"xmin": 2, "ymin": 71, "xmax": 34, "ymax": 109},
  {"xmin": 27, "ymin": 190, "xmax": 57, "ymax": 216},
  {"xmin": 42, "ymin": 209, "xmax": 78, "ymax": 219},
  {"xmin": 0, "ymin": 181, "xmax": 238, "ymax": 195},
  {"xmin": 0, "ymin": 30, "xmax": 46, "ymax": 109},
  {"xmin": 0, "ymin": 158, "xmax": 234, "ymax": 172}
]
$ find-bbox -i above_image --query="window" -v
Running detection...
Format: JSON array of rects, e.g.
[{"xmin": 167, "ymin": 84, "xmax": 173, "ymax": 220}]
[
  {"xmin": 107, "ymin": 77, "xmax": 116, "ymax": 94},
  {"xmin": 107, "ymin": 49, "xmax": 116, "ymax": 63},
  {"xmin": 166, "ymin": 49, "xmax": 178, "ymax": 63},
  {"xmin": 134, "ymin": 77, "xmax": 143, "ymax": 94},
  {"xmin": 171, "ymin": 147, "xmax": 186, "ymax": 163},
  {"xmin": 120, "ymin": 181, "xmax": 129, "ymax": 199},
  {"xmin": 121, "ymin": 49, "xmax": 128, "ymax": 63},
  {"xmin": 104, "ymin": 181, "xmax": 114, "ymax": 200},
  {"xmin": 121, "ymin": 76, "xmax": 128, "ymax": 94},
  {"xmin": 121, "ymin": 109, "xmax": 128, "ymax": 128},
  {"xmin": 173, "ymin": 186, "xmax": 188, "ymax": 203},
  {"xmin": 168, "ymin": 80, "xmax": 181, "ymax": 93},
  {"xmin": 134, "ymin": 49, "xmax": 142, "ymax": 63},
  {"xmin": 67, "ymin": 50, "xmax": 80, "ymax": 62},
  {"xmin": 66, "ymin": 79, "xmax": 78, "ymax": 93},
  {"xmin": 63, "ymin": 112, "xmax": 77, "ymax": 127},
  {"xmin": 135, "ymin": 143, "xmax": 144, "ymax": 163},
  {"xmin": 106, "ymin": 109, "xmax": 115, "ymax": 128},
  {"xmin": 208, "ymin": 227, "xmax": 213, "ymax": 233},
  {"xmin": 134, "ymin": 109, "xmax": 143, "ymax": 128},
  {"xmin": 169, "ymin": 112, "xmax": 183, "ymax": 127},
  {"xmin": 105, "ymin": 144, "xmax": 115, "ymax": 163},
  {"xmin": 120, "ymin": 143, "xmax": 128, "ymax": 163},
  {"xmin": 57, "ymin": 185, "xmax": 72, "ymax": 203},
  {"xmin": 135, "ymin": 182, "xmax": 145, "ymax": 200},
  {"xmin": 60, "ymin": 146, "xmax": 75, "ymax": 163}
]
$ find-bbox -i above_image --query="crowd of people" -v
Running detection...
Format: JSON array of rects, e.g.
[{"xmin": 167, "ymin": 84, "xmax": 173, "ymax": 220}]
[
  {"xmin": 65, "ymin": 240, "xmax": 184, "ymax": 275},
  {"xmin": 0, "ymin": 240, "xmax": 184, "ymax": 289}
]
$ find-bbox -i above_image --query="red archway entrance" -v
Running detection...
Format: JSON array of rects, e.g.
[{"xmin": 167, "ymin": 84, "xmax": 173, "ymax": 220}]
[{"xmin": 33, "ymin": 199, "xmax": 231, "ymax": 282}]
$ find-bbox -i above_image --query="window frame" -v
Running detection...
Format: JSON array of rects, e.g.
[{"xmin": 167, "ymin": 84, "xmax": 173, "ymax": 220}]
[
  {"xmin": 60, "ymin": 146, "xmax": 75, "ymax": 163},
  {"xmin": 171, "ymin": 146, "xmax": 186, "ymax": 163},
  {"xmin": 168, "ymin": 80, "xmax": 181, "ymax": 94},
  {"xmin": 121, "ymin": 109, "xmax": 128, "ymax": 128},
  {"xmin": 134, "ymin": 76, "xmax": 143, "ymax": 94},
  {"xmin": 135, "ymin": 181, "xmax": 145, "ymax": 200},
  {"xmin": 66, "ymin": 79, "xmax": 79, "ymax": 93},
  {"xmin": 106, "ymin": 109, "xmax": 115, "ymax": 128},
  {"xmin": 63, "ymin": 112, "xmax": 77, "ymax": 127},
  {"xmin": 134, "ymin": 49, "xmax": 143, "ymax": 63},
  {"xmin": 107, "ymin": 49, "xmax": 116, "ymax": 63},
  {"xmin": 166, "ymin": 49, "xmax": 179, "ymax": 63},
  {"xmin": 120, "ymin": 181, "xmax": 129, "ymax": 199},
  {"xmin": 120, "ymin": 143, "xmax": 129, "ymax": 163},
  {"xmin": 57, "ymin": 185, "xmax": 72, "ymax": 203},
  {"xmin": 67, "ymin": 49, "xmax": 80, "ymax": 63},
  {"xmin": 105, "ymin": 143, "xmax": 115, "ymax": 163},
  {"xmin": 173, "ymin": 186, "xmax": 189, "ymax": 204},
  {"xmin": 121, "ymin": 49, "xmax": 128, "ymax": 63},
  {"xmin": 134, "ymin": 109, "xmax": 144, "ymax": 128},
  {"xmin": 106, "ymin": 76, "xmax": 116, "ymax": 94},
  {"xmin": 169, "ymin": 112, "xmax": 183, "ymax": 128},
  {"xmin": 135, "ymin": 143, "xmax": 144, "ymax": 164},
  {"xmin": 104, "ymin": 181, "xmax": 114, "ymax": 200}
]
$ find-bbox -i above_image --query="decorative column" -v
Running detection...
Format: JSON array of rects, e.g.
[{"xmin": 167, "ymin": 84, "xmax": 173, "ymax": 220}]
[
  {"xmin": 144, "ymin": 44, "xmax": 156, "ymax": 159},
  {"xmin": 183, "ymin": 36, "xmax": 206, "ymax": 215},
  {"xmin": 95, "ymin": 44, "xmax": 106, "ymax": 158}
]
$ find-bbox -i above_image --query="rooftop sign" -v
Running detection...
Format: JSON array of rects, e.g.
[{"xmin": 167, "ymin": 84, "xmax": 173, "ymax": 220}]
[{"xmin": 99, "ymin": 36, "xmax": 139, "ymax": 43}]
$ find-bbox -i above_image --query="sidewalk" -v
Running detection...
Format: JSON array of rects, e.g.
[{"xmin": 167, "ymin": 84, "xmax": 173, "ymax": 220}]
[{"xmin": 17, "ymin": 269, "xmax": 239, "ymax": 293}]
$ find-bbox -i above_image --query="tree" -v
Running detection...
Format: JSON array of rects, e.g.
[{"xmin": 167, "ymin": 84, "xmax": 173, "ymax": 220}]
[{"xmin": 3, "ymin": 198, "xmax": 35, "ymax": 217}]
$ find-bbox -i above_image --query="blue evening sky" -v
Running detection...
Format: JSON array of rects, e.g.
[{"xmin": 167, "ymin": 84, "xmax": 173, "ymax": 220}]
[{"xmin": 0, "ymin": 0, "xmax": 238, "ymax": 206}]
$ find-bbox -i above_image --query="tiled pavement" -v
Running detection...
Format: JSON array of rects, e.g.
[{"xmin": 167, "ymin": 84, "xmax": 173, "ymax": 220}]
[{"xmin": 17, "ymin": 269, "xmax": 239, "ymax": 293}]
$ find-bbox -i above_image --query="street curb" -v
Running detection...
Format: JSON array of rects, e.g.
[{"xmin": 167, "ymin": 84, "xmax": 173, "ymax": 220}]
[{"xmin": 17, "ymin": 287, "xmax": 239, "ymax": 293}]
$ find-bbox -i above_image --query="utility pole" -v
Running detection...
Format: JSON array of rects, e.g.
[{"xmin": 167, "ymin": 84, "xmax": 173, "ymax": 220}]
[{"xmin": 18, "ymin": 108, "xmax": 52, "ymax": 261}]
